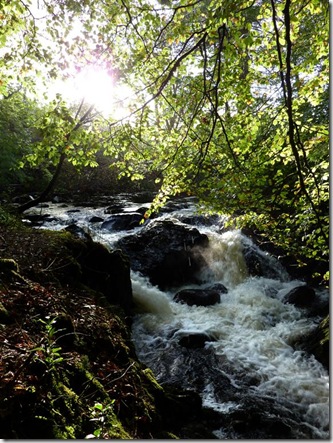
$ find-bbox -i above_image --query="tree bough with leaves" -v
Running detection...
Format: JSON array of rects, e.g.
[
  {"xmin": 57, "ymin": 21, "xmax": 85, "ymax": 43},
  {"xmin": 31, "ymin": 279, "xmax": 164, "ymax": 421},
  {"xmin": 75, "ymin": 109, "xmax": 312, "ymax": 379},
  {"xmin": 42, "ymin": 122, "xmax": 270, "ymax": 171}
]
[{"xmin": 0, "ymin": 0, "xmax": 329, "ymax": 275}]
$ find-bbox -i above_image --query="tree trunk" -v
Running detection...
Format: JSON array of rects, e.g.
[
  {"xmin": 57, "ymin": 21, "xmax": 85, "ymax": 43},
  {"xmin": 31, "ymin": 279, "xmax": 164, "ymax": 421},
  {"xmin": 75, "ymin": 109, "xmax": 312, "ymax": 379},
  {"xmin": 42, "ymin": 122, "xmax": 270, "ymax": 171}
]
[{"xmin": 17, "ymin": 152, "xmax": 66, "ymax": 213}]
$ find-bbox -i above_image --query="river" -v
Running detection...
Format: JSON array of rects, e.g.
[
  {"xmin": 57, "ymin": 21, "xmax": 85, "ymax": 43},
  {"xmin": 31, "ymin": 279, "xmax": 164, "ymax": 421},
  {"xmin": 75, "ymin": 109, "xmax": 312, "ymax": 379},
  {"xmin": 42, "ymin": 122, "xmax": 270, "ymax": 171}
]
[{"xmin": 23, "ymin": 193, "xmax": 329, "ymax": 439}]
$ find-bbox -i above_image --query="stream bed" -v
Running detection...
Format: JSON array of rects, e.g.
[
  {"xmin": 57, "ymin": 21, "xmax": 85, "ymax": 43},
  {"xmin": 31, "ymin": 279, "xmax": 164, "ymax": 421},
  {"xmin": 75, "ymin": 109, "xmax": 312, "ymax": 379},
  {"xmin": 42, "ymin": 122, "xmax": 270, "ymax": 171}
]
[{"xmin": 23, "ymin": 193, "xmax": 329, "ymax": 439}]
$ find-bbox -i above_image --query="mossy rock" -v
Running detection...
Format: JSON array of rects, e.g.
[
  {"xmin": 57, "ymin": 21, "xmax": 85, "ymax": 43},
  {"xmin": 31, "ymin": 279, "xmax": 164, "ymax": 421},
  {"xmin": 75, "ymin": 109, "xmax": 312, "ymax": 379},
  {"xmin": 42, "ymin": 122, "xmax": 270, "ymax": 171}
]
[
  {"xmin": 0, "ymin": 258, "xmax": 19, "ymax": 273},
  {"xmin": 0, "ymin": 258, "xmax": 28, "ymax": 284}
]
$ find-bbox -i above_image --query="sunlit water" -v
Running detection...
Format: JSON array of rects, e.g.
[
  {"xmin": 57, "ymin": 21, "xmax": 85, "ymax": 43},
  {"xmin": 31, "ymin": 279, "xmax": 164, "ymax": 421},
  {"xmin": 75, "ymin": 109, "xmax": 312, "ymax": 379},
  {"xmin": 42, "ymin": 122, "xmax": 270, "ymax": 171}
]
[{"xmin": 24, "ymin": 196, "xmax": 329, "ymax": 439}]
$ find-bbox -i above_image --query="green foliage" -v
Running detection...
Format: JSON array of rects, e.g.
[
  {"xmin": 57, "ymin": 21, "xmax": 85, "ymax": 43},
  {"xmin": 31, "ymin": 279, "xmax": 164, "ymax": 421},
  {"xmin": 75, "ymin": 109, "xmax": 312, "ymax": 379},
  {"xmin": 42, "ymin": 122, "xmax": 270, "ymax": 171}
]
[
  {"xmin": 0, "ymin": 90, "xmax": 41, "ymax": 191},
  {"xmin": 0, "ymin": 206, "xmax": 20, "ymax": 226},
  {"xmin": 0, "ymin": 0, "xmax": 329, "ymax": 271},
  {"xmin": 85, "ymin": 400, "xmax": 116, "ymax": 439},
  {"xmin": 33, "ymin": 316, "xmax": 65, "ymax": 373},
  {"xmin": 20, "ymin": 98, "xmax": 101, "ymax": 170}
]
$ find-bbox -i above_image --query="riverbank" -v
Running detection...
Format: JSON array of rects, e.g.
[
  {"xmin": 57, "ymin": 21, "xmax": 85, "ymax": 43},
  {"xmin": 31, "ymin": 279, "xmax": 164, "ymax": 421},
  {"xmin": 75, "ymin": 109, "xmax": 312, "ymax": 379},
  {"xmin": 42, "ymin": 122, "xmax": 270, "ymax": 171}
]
[{"xmin": 0, "ymin": 215, "xmax": 220, "ymax": 439}]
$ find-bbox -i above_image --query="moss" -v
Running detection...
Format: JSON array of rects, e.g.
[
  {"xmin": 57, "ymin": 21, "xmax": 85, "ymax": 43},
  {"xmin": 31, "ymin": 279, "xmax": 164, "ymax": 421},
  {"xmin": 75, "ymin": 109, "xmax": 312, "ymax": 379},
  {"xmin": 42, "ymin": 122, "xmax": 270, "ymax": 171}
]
[
  {"xmin": 64, "ymin": 426, "xmax": 76, "ymax": 438},
  {"xmin": 0, "ymin": 258, "xmax": 30, "ymax": 285},
  {"xmin": 143, "ymin": 367, "xmax": 164, "ymax": 392},
  {"xmin": 80, "ymin": 367, "xmax": 108, "ymax": 394},
  {"xmin": 320, "ymin": 315, "xmax": 329, "ymax": 345},
  {"xmin": 49, "ymin": 376, "xmax": 84, "ymax": 438},
  {"xmin": 105, "ymin": 411, "xmax": 131, "ymax": 439},
  {"xmin": 0, "ymin": 258, "xmax": 19, "ymax": 273}
]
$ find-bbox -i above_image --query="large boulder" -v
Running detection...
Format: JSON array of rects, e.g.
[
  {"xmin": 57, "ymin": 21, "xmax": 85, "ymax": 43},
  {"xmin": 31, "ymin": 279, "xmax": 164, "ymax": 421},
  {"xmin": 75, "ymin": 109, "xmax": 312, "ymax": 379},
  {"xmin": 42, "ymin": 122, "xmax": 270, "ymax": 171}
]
[
  {"xmin": 242, "ymin": 243, "xmax": 288, "ymax": 280},
  {"xmin": 78, "ymin": 243, "xmax": 133, "ymax": 313},
  {"xmin": 173, "ymin": 283, "xmax": 227, "ymax": 307},
  {"xmin": 283, "ymin": 284, "xmax": 329, "ymax": 318},
  {"xmin": 101, "ymin": 212, "xmax": 145, "ymax": 232},
  {"xmin": 116, "ymin": 220, "xmax": 210, "ymax": 289},
  {"xmin": 283, "ymin": 285, "xmax": 315, "ymax": 307},
  {"xmin": 178, "ymin": 333, "xmax": 217, "ymax": 349},
  {"xmin": 60, "ymin": 230, "xmax": 133, "ymax": 313}
]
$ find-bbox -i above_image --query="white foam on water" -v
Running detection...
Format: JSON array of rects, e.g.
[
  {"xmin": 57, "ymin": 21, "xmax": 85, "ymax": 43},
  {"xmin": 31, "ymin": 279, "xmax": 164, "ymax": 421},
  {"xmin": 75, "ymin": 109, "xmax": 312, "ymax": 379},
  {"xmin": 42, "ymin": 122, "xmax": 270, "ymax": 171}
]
[
  {"xmin": 202, "ymin": 383, "xmax": 240, "ymax": 413},
  {"xmin": 35, "ymin": 203, "xmax": 329, "ymax": 438},
  {"xmin": 130, "ymin": 229, "xmax": 329, "ymax": 438},
  {"xmin": 131, "ymin": 272, "xmax": 173, "ymax": 317},
  {"xmin": 198, "ymin": 229, "xmax": 249, "ymax": 287}
]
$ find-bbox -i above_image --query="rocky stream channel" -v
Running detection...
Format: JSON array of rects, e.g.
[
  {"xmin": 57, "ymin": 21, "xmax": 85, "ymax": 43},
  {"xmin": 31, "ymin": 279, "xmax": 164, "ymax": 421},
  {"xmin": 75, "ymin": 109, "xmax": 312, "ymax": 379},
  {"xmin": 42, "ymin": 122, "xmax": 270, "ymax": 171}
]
[{"xmin": 23, "ymin": 192, "xmax": 329, "ymax": 439}]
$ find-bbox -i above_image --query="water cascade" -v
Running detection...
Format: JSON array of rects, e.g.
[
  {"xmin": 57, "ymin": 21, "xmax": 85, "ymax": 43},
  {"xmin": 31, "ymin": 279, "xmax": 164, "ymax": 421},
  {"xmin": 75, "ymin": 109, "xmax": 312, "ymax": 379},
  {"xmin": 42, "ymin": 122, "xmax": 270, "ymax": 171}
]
[
  {"xmin": 130, "ymin": 228, "xmax": 328, "ymax": 439},
  {"xmin": 24, "ymin": 195, "xmax": 329, "ymax": 439}
]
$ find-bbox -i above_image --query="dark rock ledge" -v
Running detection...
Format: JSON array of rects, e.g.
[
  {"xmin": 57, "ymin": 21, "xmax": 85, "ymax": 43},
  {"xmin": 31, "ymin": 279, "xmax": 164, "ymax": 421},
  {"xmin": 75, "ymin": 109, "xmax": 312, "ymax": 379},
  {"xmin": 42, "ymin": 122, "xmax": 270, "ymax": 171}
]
[{"xmin": 0, "ymin": 221, "xmax": 219, "ymax": 439}]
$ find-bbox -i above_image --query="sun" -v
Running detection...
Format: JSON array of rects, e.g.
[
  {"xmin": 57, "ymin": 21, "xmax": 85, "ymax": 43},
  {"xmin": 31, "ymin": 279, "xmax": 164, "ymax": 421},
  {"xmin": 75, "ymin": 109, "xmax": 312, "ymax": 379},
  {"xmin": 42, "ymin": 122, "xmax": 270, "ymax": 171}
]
[{"xmin": 57, "ymin": 65, "xmax": 133, "ymax": 118}]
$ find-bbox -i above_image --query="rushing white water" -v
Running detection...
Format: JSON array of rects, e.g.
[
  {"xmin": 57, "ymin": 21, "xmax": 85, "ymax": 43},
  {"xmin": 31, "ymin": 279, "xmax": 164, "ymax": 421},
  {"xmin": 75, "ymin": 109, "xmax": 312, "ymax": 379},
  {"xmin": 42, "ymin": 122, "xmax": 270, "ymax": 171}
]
[
  {"xmin": 130, "ymin": 228, "xmax": 329, "ymax": 439},
  {"xmin": 24, "ymin": 196, "xmax": 329, "ymax": 439}
]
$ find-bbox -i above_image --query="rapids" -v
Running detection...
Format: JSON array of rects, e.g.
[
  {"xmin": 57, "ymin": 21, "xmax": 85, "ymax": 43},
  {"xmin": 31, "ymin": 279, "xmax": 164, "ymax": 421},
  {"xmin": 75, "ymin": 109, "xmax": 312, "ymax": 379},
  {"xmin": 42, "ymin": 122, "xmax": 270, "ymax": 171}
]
[
  {"xmin": 23, "ymin": 194, "xmax": 329, "ymax": 439},
  {"xmin": 130, "ymin": 229, "xmax": 328, "ymax": 439}
]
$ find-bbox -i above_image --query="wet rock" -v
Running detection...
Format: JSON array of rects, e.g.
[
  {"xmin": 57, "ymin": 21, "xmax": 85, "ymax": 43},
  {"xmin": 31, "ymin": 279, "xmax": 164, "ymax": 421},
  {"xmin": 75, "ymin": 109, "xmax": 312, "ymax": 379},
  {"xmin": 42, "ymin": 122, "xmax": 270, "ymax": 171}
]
[
  {"xmin": 294, "ymin": 315, "xmax": 329, "ymax": 370},
  {"xmin": 178, "ymin": 333, "xmax": 216, "ymax": 349},
  {"xmin": 136, "ymin": 206, "xmax": 149, "ymax": 215},
  {"xmin": 89, "ymin": 216, "xmax": 104, "ymax": 223},
  {"xmin": 43, "ymin": 216, "xmax": 58, "ymax": 223},
  {"xmin": 228, "ymin": 408, "xmax": 294, "ymax": 439},
  {"xmin": 66, "ymin": 209, "xmax": 81, "ymax": 213},
  {"xmin": 220, "ymin": 393, "xmax": 316, "ymax": 439},
  {"xmin": 243, "ymin": 244, "xmax": 286, "ymax": 280},
  {"xmin": 173, "ymin": 288, "xmax": 221, "ymax": 306},
  {"xmin": 283, "ymin": 285, "xmax": 329, "ymax": 318},
  {"xmin": 104, "ymin": 204, "xmax": 125, "ymax": 214},
  {"xmin": 131, "ymin": 191, "xmax": 156, "ymax": 203},
  {"xmin": 140, "ymin": 341, "xmax": 234, "ymax": 394},
  {"xmin": 116, "ymin": 219, "xmax": 210, "ymax": 289},
  {"xmin": 156, "ymin": 384, "xmax": 202, "ymax": 420},
  {"xmin": 241, "ymin": 228, "xmax": 328, "ymax": 285},
  {"xmin": 101, "ymin": 213, "xmax": 144, "ymax": 231},
  {"xmin": 208, "ymin": 282, "xmax": 228, "ymax": 293},
  {"xmin": 22, "ymin": 213, "xmax": 51, "ymax": 226},
  {"xmin": 177, "ymin": 214, "xmax": 220, "ymax": 228},
  {"xmin": 64, "ymin": 223, "xmax": 92, "ymax": 241},
  {"xmin": 283, "ymin": 284, "xmax": 315, "ymax": 307}
]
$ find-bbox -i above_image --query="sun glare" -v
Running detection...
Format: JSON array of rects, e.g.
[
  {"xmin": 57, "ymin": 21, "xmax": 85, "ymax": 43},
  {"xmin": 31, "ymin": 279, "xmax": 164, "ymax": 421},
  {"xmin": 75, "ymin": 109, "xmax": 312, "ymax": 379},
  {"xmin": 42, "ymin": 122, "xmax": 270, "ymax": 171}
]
[{"xmin": 56, "ymin": 66, "xmax": 133, "ymax": 118}]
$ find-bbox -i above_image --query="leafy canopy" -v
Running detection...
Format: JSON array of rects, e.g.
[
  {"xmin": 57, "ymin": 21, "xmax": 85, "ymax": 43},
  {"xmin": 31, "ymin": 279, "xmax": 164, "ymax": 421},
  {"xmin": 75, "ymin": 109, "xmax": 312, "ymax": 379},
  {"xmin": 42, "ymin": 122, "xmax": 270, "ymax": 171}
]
[{"xmin": 0, "ymin": 0, "xmax": 329, "ymax": 268}]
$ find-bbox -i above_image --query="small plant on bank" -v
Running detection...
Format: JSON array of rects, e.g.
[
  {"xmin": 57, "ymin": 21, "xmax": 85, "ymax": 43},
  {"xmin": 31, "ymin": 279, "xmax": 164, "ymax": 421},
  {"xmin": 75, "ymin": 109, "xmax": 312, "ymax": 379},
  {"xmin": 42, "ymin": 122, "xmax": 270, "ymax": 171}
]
[
  {"xmin": 33, "ymin": 316, "xmax": 65, "ymax": 373},
  {"xmin": 85, "ymin": 400, "xmax": 116, "ymax": 439}
]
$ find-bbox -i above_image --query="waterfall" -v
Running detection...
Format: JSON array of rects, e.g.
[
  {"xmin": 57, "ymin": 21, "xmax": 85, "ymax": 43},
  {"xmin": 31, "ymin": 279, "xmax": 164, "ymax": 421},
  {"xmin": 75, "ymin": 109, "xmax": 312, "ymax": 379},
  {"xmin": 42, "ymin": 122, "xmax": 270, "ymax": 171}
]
[
  {"xmin": 24, "ymin": 195, "xmax": 329, "ymax": 439},
  {"xmin": 130, "ymin": 229, "xmax": 329, "ymax": 439}
]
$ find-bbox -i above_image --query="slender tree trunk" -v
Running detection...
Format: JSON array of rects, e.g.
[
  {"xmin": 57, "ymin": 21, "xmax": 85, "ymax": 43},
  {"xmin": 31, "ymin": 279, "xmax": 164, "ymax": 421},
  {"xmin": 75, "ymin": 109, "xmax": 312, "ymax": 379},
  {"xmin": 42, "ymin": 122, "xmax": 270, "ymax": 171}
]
[
  {"xmin": 17, "ymin": 152, "xmax": 66, "ymax": 213},
  {"xmin": 17, "ymin": 102, "xmax": 95, "ymax": 214}
]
